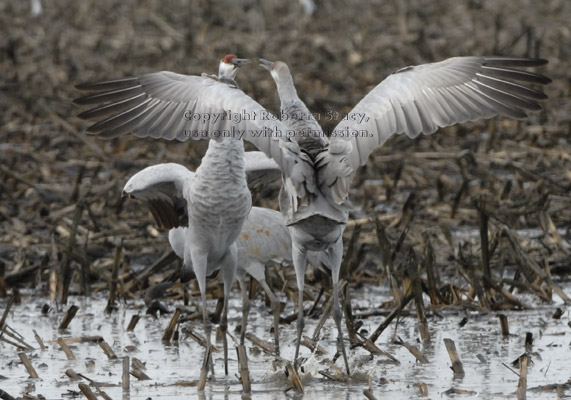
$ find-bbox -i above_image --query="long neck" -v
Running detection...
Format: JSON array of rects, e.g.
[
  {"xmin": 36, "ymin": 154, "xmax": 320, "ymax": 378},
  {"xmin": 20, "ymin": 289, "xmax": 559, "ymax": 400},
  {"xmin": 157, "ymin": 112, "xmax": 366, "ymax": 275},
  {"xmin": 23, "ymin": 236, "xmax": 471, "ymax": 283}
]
[
  {"xmin": 217, "ymin": 62, "xmax": 239, "ymax": 87},
  {"xmin": 276, "ymin": 73, "xmax": 299, "ymax": 108},
  {"xmin": 276, "ymin": 74, "xmax": 326, "ymax": 157},
  {"xmin": 218, "ymin": 62, "xmax": 237, "ymax": 80}
]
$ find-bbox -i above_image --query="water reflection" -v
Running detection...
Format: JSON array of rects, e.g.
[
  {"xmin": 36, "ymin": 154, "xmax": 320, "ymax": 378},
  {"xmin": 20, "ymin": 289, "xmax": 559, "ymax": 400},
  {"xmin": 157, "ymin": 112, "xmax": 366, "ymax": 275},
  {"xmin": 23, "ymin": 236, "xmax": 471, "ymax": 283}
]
[{"xmin": 0, "ymin": 287, "xmax": 568, "ymax": 399}]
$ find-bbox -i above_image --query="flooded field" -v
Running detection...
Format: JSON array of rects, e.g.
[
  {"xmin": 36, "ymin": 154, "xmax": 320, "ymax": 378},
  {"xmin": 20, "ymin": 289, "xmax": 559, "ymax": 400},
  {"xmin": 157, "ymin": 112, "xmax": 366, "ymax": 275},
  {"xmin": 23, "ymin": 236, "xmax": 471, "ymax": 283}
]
[{"xmin": 1, "ymin": 286, "xmax": 569, "ymax": 399}]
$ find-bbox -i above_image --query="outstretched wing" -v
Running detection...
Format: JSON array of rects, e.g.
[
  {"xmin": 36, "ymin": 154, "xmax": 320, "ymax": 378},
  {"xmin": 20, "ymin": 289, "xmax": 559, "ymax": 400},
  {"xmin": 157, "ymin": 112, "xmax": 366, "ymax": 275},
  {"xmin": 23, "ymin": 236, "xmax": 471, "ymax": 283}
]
[
  {"xmin": 330, "ymin": 57, "xmax": 551, "ymax": 171},
  {"xmin": 74, "ymin": 71, "xmax": 299, "ymax": 174},
  {"xmin": 123, "ymin": 163, "xmax": 192, "ymax": 230}
]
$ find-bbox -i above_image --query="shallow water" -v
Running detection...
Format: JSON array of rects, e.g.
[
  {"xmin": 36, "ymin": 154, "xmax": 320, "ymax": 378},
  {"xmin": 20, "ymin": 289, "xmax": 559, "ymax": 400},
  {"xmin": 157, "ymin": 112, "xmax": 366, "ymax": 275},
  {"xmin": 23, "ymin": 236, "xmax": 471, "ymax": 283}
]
[{"xmin": 1, "ymin": 286, "xmax": 569, "ymax": 399}]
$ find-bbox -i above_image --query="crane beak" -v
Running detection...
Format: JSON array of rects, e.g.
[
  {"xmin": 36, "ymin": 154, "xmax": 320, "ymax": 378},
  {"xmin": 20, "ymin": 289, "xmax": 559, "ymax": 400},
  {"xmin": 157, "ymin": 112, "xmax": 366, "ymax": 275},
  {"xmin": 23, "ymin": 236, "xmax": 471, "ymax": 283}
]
[
  {"xmin": 259, "ymin": 58, "xmax": 274, "ymax": 71},
  {"xmin": 232, "ymin": 58, "xmax": 251, "ymax": 66}
]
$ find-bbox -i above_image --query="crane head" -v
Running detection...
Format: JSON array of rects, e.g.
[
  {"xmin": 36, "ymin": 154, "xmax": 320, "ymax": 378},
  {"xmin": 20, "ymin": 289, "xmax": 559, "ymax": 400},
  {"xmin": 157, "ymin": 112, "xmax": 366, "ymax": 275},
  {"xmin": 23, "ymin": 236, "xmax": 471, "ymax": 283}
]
[
  {"xmin": 219, "ymin": 54, "xmax": 251, "ymax": 80},
  {"xmin": 259, "ymin": 59, "xmax": 290, "ymax": 80},
  {"xmin": 259, "ymin": 58, "xmax": 277, "ymax": 72}
]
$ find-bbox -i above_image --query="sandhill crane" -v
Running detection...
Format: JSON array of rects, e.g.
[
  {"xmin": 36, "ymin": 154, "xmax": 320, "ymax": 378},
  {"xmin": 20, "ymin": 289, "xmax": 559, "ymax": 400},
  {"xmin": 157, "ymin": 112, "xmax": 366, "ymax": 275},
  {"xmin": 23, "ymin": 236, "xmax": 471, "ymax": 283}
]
[
  {"xmin": 257, "ymin": 57, "xmax": 551, "ymax": 375},
  {"xmin": 122, "ymin": 157, "xmax": 290, "ymax": 353},
  {"xmin": 75, "ymin": 55, "xmax": 550, "ymax": 376},
  {"xmin": 76, "ymin": 55, "xmax": 258, "ymax": 388}
]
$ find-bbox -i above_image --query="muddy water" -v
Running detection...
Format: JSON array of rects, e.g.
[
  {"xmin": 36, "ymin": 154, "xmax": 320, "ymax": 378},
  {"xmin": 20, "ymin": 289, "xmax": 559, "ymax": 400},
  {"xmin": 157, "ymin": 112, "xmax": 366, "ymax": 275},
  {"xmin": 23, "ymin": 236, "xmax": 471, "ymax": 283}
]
[{"xmin": 1, "ymin": 287, "xmax": 569, "ymax": 399}]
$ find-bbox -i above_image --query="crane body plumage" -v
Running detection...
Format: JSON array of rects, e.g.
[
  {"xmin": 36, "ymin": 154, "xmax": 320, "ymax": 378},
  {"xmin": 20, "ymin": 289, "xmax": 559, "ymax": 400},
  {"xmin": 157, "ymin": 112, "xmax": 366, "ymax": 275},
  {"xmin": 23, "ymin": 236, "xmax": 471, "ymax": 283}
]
[
  {"xmin": 170, "ymin": 206, "xmax": 292, "ymax": 352},
  {"xmin": 183, "ymin": 138, "xmax": 251, "ymax": 281}
]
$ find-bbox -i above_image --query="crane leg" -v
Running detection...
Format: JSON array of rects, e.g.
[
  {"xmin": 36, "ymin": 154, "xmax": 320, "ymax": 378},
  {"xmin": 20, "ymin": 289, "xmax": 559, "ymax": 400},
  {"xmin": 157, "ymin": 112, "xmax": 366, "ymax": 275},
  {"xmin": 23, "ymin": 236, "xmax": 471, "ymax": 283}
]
[
  {"xmin": 191, "ymin": 252, "xmax": 211, "ymax": 391},
  {"xmin": 291, "ymin": 244, "xmax": 307, "ymax": 369},
  {"xmin": 329, "ymin": 238, "xmax": 350, "ymax": 375},
  {"xmin": 238, "ymin": 278, "xmax": 249, "ymax": 346},
  {"xmin": 219, "ymin": 245, "xmax": 238, "ymax": 376},
  {"xmin": 260, "ymin": 279, "xmax": 281, "ymax": 355}
]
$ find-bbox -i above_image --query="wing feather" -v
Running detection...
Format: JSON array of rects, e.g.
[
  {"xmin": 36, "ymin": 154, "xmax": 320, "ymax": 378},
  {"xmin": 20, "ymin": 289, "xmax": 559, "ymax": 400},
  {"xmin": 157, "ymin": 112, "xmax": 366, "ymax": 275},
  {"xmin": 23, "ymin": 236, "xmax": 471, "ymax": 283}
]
[
  {"xmin": 330, "ymin": 56, "xmax": 550, "ymax": 170},
  {"xmin": 75, "ymin": 71, "xmax": 298, "ymax": 174},
  {"xmin": 77, "ymin": 93, "xmax": 147, "ymax": 120},
  {"xmin": 122, "ymin": 163, "xmax": 192, "ymax": 230}
]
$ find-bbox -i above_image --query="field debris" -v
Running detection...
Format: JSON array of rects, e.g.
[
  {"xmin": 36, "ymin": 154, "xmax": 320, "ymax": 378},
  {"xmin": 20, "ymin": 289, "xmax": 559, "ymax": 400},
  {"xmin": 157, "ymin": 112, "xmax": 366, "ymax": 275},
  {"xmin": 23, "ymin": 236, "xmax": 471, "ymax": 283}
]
[{"xmin": 1, "ymin": 0, "xmax": 570, "ymax": 399}]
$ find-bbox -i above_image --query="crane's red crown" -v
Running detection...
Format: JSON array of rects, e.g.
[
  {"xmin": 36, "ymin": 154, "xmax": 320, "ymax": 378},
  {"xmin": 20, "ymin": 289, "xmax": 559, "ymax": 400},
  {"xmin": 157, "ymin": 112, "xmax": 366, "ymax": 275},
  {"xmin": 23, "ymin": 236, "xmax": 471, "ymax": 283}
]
[{"xmin": 222, "ymin": 54, "xmax": 238, "ymax": 64}]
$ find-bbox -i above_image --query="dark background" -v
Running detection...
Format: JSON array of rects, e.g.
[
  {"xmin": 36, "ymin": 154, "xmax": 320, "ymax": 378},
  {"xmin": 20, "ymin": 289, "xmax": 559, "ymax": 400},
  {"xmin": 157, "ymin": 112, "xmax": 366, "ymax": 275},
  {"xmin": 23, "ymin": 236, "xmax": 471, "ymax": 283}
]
[{"xmin": 1, "ymin": 0, "xmax": 569, "ymax": 287}]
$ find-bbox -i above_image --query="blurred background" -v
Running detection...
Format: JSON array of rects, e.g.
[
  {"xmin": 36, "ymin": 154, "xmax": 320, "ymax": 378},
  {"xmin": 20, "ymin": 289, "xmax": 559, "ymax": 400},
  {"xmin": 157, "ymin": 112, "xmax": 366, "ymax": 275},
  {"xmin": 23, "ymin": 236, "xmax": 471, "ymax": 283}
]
[{"xmin": 0, "ymin": 0, "xmax": 569, "ymax": 291}]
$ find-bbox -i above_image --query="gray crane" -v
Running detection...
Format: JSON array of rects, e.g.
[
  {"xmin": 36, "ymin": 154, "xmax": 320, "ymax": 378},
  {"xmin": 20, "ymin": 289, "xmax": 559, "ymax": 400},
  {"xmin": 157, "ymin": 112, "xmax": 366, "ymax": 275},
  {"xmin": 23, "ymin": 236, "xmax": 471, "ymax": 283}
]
[
  {"xmin": 122, "ymin": 159, "xmax": 290, "ymax": 353},
  {"xmin": 76, "ymin": 54, "xmax": 258, "ymax": 388},
  {"xmin": 75, "ymin": 55, "xmax": 550, "ymax": 376},
  {"xmin": 257, "ymin": 57, "xmax": 551, "ymax": 375}
]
